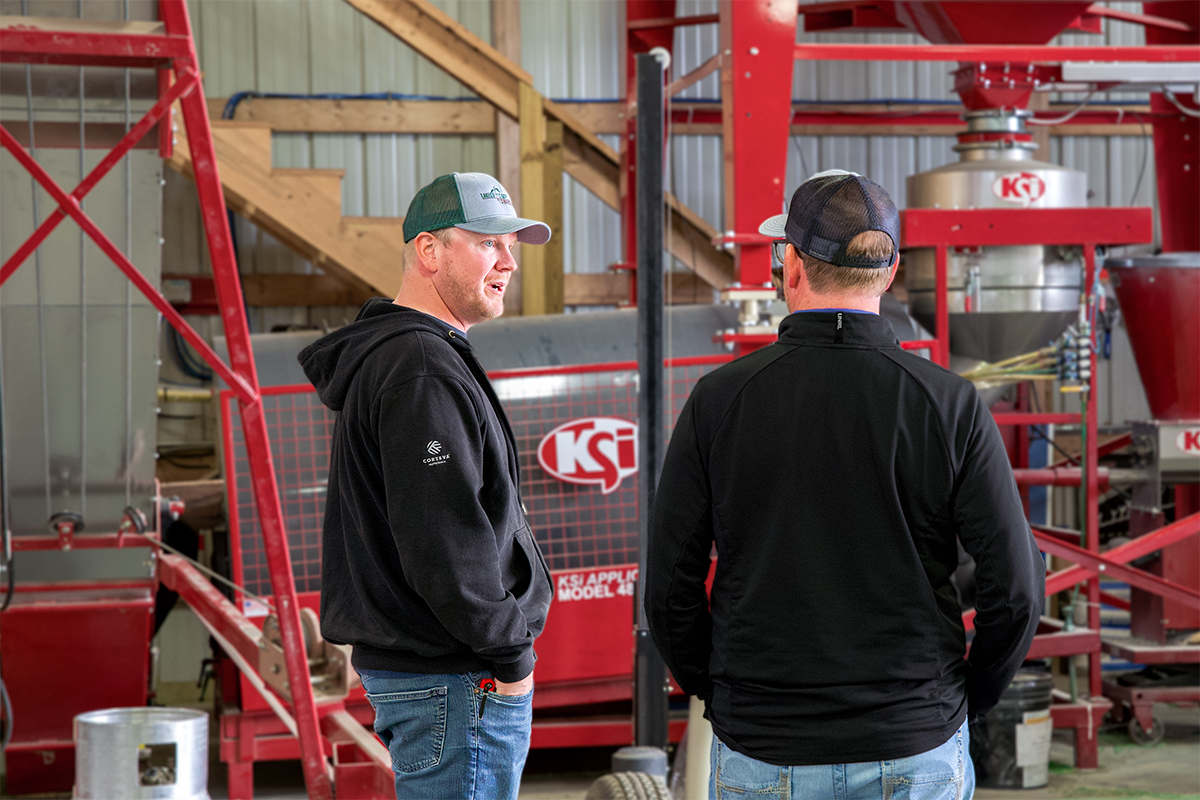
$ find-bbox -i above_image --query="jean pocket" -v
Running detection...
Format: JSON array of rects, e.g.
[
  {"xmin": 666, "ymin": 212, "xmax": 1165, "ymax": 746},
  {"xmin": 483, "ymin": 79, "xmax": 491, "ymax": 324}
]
[
  {"xmin": 886, "ymin": 726, "xmax": 964, "ymax": 791},
  {"xmin": 365, "ymin": 686, "xmax": 448, "ymax": 774},
  {"xmin": 487, "ymin": 687, "xmax": 534, "ymax": 708},
  {"xmin": 714, "ymin": 740, "xmax": 787, "ymax": 797}
]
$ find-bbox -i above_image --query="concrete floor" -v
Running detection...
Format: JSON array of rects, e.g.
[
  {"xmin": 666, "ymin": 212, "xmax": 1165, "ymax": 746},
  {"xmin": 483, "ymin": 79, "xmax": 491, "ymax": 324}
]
[{"xmin": 204, "ymin": 702, "xmax": 1200, "ymax": 800}]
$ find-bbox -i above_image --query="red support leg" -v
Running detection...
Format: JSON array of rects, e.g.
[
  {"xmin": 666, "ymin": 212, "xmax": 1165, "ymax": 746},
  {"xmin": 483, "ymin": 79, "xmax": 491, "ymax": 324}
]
[
  {"xmin": 1016, "ymin": 383, "xmax": 1031, "ymax": 517},
  {"xmin": 1083, "ymin": 244, "xmax": 1102, "ymax": 701},
  {"xmin": 934, "ymin": 244, "xmax": 950, "ymax": 368},
  {"xmin": 227, "ymin": 762, "xmax": 255, "ymax": 800},
  {"xmin": 158, "ymin": 2, "xmax": 332, "ymax": 796},
  {"xmin": 721, "ymin": 0, "xmax": 796, "ymax": 358},
  {"xmin": 622, "ymin": 0, "xmax": 674, "ymax": 306}
]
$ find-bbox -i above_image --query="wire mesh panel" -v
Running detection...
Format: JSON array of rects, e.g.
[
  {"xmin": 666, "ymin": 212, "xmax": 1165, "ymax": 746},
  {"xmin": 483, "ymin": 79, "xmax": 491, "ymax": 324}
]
[
  {"xmin": 224, "ymin": 389, "xmax": 333, "ymax": 598},
  {"xmin": 222, "ymin": 357, "xmax": 731, "ymax": 595}
]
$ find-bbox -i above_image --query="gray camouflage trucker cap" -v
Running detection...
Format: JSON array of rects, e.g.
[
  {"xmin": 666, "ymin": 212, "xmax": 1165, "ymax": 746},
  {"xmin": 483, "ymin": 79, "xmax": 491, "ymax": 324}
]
[
  {"xmin": 403, "ymin": 172, "xmax": 551, "ymax": 245},
  {"xmin": 758, "ymin": 169, "xmax": 899, "ymax": 269}
]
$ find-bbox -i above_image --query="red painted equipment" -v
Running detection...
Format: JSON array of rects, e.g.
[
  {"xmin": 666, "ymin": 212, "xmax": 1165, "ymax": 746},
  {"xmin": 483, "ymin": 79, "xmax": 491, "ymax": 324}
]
[
  {"xmin": 1, "ymin": 5, "xmax": 332, "ymax": 797},
  {"xmin": 1108, "ymin": 258, "xmax": 1200, "ymax": 422},
  {"xmin": 211, "ymin": 358, "xmax": 722, "ymax": 795}
]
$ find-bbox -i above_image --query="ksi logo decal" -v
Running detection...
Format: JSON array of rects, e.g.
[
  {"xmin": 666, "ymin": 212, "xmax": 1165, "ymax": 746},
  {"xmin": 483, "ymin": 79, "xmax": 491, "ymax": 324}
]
[
  {"xmin": 1176, "ymin": 428, "xmax": 1200, "ymax": 456},
  {"xmin": 537, "ymin": 417, "xmax": 638, "ymax": 494},
  {"xmin": 992, "ymin": 171, "xmax": 1047, "ymax": 207}
]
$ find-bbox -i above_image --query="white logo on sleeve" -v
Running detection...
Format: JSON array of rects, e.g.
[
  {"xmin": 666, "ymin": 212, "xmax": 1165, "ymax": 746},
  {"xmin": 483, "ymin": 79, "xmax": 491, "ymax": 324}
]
[{"xmin": 423, "ymin": 440, "xmax": 451, "ymax": 466}]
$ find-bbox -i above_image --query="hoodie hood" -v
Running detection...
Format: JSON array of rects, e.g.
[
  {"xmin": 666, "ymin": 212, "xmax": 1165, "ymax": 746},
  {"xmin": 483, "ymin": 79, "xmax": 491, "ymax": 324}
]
[{"xmin": 298, "ymin": 298, "xmax": 463, "ymax": 411}]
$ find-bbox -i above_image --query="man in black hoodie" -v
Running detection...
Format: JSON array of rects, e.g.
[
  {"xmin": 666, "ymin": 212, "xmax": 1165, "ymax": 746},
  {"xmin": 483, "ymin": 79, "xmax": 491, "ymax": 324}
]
[
  {"xmin": 646, "ymin": 171, "xmax": 1043, "ymax": 799},
  {"xmin": 299, "ymin": 172, "xmax": 553, "ymax": 800}
]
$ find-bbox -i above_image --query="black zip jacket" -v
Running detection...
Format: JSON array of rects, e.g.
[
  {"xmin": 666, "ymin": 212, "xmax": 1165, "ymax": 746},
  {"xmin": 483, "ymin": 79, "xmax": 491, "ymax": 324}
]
[
  {"xmin": 299, "ymin": 299, "xmax": 553, "ymax": 683},
  {"xmin": 646, "ymin": 311, "xmax": 1043, "ymax": 766}
]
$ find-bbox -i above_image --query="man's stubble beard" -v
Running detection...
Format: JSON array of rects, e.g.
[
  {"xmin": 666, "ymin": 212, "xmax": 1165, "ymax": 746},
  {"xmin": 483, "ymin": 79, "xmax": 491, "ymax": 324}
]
[{"xmin": 442, "ymin": 260, "xmax": 504, "ymax": 328}]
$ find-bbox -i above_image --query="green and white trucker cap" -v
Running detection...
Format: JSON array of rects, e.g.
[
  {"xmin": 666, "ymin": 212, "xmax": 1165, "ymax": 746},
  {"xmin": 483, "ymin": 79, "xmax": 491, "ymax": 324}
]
[{"xmin": 403, "ymin": 172, "xmax": 550, "ymax": 245}]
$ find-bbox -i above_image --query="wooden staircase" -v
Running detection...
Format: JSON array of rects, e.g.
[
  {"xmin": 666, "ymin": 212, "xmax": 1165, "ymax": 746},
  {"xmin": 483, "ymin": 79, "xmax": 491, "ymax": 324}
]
[{"xmin": 167, "ymin": 118, "xmax": 406, "ymax": 297}]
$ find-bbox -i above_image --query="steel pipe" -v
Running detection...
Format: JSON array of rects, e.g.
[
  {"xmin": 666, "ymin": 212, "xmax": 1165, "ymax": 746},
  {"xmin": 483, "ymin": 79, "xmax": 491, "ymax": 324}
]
[{"xmin": 1011, "ymin": 467, "xmax": 1150, "ymax": 488}]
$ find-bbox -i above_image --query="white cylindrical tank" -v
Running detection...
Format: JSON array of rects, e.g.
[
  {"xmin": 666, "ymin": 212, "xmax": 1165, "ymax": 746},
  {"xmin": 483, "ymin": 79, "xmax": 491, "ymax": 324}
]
[
  {"xmin": 74, "ymin": 707, "xmax": 209, "ymax": 800},
  {"xmin": 906, "ymin": 110, "xmax": 1088, "ymax": 361}
]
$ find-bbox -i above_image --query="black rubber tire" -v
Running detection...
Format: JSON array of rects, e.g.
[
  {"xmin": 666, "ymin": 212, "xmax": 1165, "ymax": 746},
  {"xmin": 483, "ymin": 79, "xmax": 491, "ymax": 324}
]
[
  {"xmin": 1127, "ymin": 715, "xmax": 1165, "ymax": 746},
  {"xmin": 585, "ymin": 771, "xmax": 671, "ymax": 800}
]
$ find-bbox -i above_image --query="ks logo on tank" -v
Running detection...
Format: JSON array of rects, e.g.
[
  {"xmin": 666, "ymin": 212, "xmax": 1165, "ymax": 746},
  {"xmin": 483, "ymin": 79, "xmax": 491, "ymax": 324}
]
[
  {"xmin": 537, "ymin": 417, "xmax": 638, "ymax": 494},
  {"xmin": 1177, "ymin": 428, "xmax": 1200, "ymax": 456},
  {"xmin": 993, "ymin": 171, "xmax": 1046, "ymax": 207}
]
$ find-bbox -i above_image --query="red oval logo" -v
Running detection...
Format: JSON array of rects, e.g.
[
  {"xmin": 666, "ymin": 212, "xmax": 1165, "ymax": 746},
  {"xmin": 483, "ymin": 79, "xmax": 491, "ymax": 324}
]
[
  {"xmin": 537, "ymin": 417, "xmax": 638, "ymax": 494},
  {"xmin": 992, "ymin": 171, "xmax": 1047, "ymax": 207}
]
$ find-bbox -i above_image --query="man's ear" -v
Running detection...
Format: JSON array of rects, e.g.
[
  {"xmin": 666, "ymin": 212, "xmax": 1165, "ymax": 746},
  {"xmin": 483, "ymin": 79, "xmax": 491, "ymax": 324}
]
[
  {"xmin": 786, "ymin": 244, "xmax": 804, "ymax": 289},
  {"xmin": 414, "ymin": 231, "xmax": 441, "ymax": 274},
  {"xmin": 884, "ymin": 251, "xmax": 900, "ymax": 292}
]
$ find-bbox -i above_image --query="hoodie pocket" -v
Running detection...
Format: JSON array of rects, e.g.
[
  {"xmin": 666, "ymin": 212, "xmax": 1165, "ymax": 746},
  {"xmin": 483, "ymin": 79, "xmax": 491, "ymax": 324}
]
[
  {"xmin": 513, "ymin": 524, "xmax": 551, "ymax": 599},
  {"xmin": 516, "ymin": 525, "xmax": 552, "ymax": 587}
]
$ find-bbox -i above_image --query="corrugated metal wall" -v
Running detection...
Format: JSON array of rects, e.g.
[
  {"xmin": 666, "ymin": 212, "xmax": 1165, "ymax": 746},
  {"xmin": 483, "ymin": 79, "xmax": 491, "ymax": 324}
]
[{"xmin": 162, "ymin": 0, "xmax": 1155, "ymax": 418}]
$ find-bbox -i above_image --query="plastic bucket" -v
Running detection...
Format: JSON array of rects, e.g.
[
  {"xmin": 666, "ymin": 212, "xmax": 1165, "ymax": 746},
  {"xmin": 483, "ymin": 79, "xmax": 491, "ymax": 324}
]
[
  {"xmin": 971, "ymin": 670, "xmax": 1055, "ymax": 789},
  {"xmin": 74, "ymin": 707, "xmax": 209, "ymax": 800}
]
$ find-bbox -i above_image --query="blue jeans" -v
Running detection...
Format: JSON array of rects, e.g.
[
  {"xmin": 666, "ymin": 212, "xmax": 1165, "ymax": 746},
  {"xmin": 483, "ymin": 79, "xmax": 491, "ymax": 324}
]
[
  {"xmin": 710, "ymin": 719, "xmax": 974, "ymax": 800},
  {"xmin": 359, "ymin": 670, "xmax": 532, "ymax": 800}
]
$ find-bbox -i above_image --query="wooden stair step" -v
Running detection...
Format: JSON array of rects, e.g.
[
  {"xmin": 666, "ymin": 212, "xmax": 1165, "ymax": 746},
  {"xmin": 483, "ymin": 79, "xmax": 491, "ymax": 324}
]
[
  {"xmin": 271, "ymin": 168, "xmax": 346, "ymax": 206},
  {"xmin": 341, "ymin": 217, "xmax": 407, "ymax": 250},
  {"xmin": 210, "ymin": 120, "xmax": 273, "ymax": 165}
]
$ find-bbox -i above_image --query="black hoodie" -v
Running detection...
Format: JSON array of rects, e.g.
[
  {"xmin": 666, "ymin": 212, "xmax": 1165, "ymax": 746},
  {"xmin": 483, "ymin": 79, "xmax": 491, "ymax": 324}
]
[{"xmin": 299, "ymin": 299, "xmax": 552, "ymax": 682}]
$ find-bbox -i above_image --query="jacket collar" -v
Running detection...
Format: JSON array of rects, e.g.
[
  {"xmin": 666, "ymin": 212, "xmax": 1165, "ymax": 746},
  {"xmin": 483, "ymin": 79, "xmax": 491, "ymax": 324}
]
[{"xmin": 776, "ymin": 309, "xmax": 899, "ymax": 347}]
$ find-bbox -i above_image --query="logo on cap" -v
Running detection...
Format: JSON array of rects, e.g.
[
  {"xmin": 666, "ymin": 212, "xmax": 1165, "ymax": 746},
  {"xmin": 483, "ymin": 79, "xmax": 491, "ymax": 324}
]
[
  {"xmin": 993, "ymin": 172, "xmax": 1046, "ymax": 208},
  {"xmin": 537, "ymin": 417, "xmax": 638, "ymax": 494},
  {"xmin": 480, "ymin": 186, "xmax": 512, "ymax": 205}
]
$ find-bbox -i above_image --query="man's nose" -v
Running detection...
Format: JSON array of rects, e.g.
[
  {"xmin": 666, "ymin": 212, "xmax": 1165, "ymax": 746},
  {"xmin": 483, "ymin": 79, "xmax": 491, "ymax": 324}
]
[{"xmin": 499, "ymin": 243, "xmax": 518, "ymax": 272}]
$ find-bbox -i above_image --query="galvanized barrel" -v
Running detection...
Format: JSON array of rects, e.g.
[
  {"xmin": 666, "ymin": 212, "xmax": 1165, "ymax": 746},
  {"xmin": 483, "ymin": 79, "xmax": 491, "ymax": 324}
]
[{"xmin": 74, "ymin": 707, "xmax": 209, "ymax": 800}]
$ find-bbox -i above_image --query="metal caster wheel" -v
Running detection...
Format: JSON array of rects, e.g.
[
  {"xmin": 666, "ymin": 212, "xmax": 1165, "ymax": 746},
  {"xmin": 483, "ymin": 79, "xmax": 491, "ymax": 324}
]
[
  {"xmin": 1128, "ymin": 715, "xmax": 1165, "ymax": 746},
  {"xmin": 586, "ymin": 771, "xmax": 671, "ymax": 800}
]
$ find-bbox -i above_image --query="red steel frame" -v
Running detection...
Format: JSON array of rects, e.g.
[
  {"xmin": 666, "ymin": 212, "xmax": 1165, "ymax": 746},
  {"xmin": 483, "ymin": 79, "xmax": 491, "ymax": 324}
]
[
  {"xmin": 0, "ymin": 5, "xmax": 332, "ymax": 797},
  {"xmin": 904, "ymin": 205, "xmax": 1157, "ymax": 769},
  {"xmin": 615, "ymin": 0, "xmax": 1200, "ymax": 775}
]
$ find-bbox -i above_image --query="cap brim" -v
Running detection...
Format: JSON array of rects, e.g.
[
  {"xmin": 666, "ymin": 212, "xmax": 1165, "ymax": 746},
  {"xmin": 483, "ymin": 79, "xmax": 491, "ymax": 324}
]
[
  {"xmin": 757, "ymin": 214, "xmax": 787, "ymax": 238},
  {"xmin": 457, "ymin": 217, "xmax": 551, "ymax": 245}
]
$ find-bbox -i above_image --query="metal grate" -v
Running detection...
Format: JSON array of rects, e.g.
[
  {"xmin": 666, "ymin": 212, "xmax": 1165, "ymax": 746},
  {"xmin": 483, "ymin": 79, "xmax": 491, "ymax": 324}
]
[
  {"xmin": 224, "ymin": 357, "xmax": 730, "ymax": 596},
  {"xmin": 224, "ymin": 390, "xmax": 334, "ymax": 597}
]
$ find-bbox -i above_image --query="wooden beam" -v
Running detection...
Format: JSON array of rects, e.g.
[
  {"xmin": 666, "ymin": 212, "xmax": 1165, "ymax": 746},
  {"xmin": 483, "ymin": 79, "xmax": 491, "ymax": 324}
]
[
  {"xmin": 559, "ymin": 102, "xmax": 625, "ymax": 136},
  {"xmin": 564, "ymin": 271, "xmax": 713, "ymax": 306},
  {"xmin": 666, "ymin": 193, "xmax": 735, "ymax": 290},
  {"xmin": 1029, "ymin": 92, "xmax": 1051, "ymax": 160},
  {"xmin": 337, "ymin": 0, "xmax": 738, "ymax": 292},
  {"xmin": 542, "ymin": 118, "xmax": 565, "ymax": 315},
  {"xmin": 241, "ymin": 274, "xmax": 377, "ymax": 307},
  {"xmin": 564, "ymin": 273, "xmax": 628, "ymax": 306},
  {"xmin": 211, "ymin": 270, "xmax": 709, "ymax": 309},
  {"xmin": 344, "ymin": 0, "xmax": 530, "ymax": 119},
  {"xmin": 212, "ymin": 97, "xmax": 494, "ymax": 134},
  {"xmin": 205, "ymin": 97, "xmax": 1158, "ymax": 137},
  {"xmin": 562, "ymin": 128, "xmax": 621, "ymax": 208},
  {"xmin": 519, "ymin": 82, "xmax": 549, "ymax": 315}
]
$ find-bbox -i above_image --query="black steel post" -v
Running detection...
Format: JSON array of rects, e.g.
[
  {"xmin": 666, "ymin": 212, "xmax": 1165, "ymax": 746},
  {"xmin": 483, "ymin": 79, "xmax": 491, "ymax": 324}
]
[{"xmin": 633, "ymin": 50, "xmax": 669, "ymax": 751}]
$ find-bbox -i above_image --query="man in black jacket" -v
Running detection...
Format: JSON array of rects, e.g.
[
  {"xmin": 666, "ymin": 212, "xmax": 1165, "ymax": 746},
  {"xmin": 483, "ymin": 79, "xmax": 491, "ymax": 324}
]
[
  {"xmin": 300, "ymin": 172, "xmax": 553, "ymax": 800},
  {"xmin": 646, "ymin": 171, "xmax": 1043, "ymax": 799}
]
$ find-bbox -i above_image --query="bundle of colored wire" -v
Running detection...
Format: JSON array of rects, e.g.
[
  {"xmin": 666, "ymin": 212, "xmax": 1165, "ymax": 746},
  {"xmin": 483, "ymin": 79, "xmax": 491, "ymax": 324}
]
[{"xmin": 959, "ymin": 346, "xmax": 1060, "ymax": 388}]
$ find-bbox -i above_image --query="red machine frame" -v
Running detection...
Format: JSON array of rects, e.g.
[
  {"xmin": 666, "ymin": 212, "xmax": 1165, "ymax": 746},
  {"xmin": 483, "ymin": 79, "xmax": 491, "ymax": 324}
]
[
  {"xmin": 0, "ymin": 5, "xmax": 334, "ymax": 797},
  {"xmin": 3, "ymin": 2, "xmax": 1198, "ymax": 797}
]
